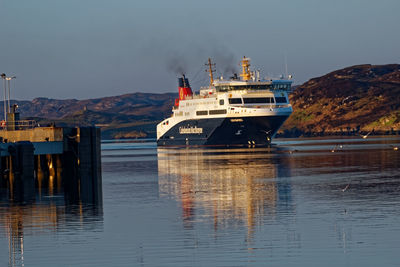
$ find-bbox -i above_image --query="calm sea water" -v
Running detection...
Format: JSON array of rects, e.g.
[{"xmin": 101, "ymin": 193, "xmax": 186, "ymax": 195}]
[{"xmin": 1, "ymin": 137, "xmax": 400, "ymax": 266}]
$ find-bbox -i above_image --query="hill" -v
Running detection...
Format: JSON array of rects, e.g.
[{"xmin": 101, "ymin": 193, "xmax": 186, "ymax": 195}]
[{"xmin": 280, "ymin": 64, "xmax": 400, "ymax": 136}]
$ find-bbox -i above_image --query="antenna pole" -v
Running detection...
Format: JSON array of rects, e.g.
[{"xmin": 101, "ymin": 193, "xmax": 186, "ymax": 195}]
[
  {"xmin": 284, "ymin": 53, "xmax": 288, "ymax": 78},
  {"xmin": 205, "ymin": 58, "xmax": 215, "ymax": 86}
]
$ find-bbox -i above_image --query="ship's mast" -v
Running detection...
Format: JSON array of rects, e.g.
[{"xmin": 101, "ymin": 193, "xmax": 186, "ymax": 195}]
[
  {"xmin": 205, "ymin": 58, "xmax": 216, "ymax": 86},
  {"xmin": 240, "ymin": 56, "xmax": 251, "ymax": 81}
]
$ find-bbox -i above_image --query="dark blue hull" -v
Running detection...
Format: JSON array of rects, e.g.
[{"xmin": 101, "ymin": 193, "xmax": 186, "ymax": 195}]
[{"xmin": 157, "ymin": 115, "xmax": 289, "ymax": 147}]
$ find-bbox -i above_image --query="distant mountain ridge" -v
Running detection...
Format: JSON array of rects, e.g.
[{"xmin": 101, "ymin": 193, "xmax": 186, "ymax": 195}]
[
  {"xmin": 18, "ymin": 92, "xmax": 176, "ymax": 120},
  {"xmin": 11, "ymin": 92, "xmax": 177, "ymax": 139},
  {"xmin": 6, "ymin": 63, "xmax": 400, "ymax": 139}
]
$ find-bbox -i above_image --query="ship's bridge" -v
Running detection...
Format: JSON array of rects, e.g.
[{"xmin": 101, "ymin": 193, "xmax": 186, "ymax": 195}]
[{"xmin": 213, "ymin": 79, "xmax": 292, "ymax": 92}]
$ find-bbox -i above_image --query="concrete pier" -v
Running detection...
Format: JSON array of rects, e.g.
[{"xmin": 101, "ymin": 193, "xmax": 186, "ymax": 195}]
[{"xmin": 0, "ymin": 126, "xmax": 102, "ymax": 204}]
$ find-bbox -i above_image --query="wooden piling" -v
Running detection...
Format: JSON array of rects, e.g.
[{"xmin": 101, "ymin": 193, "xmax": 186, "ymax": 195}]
[
  {"xmin": 77, "ymin": 127, "xmax": 102, "ymax": 204},
  {"xmin": 0, "ymin": 126, "xmax": 102, "ymax": 203},
  {"xmin": 5, "ymin": 142, "xmax": 36, "ymax": 201}
]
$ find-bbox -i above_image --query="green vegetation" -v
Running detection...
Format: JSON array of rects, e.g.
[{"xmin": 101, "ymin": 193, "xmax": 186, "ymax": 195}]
[
  {"xmin": 366, "ymin": 111, "xmax": 400, "ymax": 129},
  {"xmin": 290, "ymin": 110, "xmax": 315, "ymax": 123}
]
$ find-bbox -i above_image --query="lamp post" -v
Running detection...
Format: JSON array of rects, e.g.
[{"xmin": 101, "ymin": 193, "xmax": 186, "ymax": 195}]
[
  {"xmin": 1, "ymin": 73, "xmax": 6, "ymax": 121},
  {"xmin": 6, "ymin": 76, "xmax": 16, "ymax": 114}
]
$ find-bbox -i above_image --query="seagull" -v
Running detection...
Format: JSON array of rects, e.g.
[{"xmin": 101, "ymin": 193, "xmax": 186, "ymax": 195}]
[
  {"xmin": 331, "ymin": 144, "xmax": 338, "ymax": 152},
  {"xmin": 235, "ymin": 130, "xmax": 242, "ymax": 135},
  {"xmin": 261, "ymin": 130, "xmax": 272, "ymax": 135},
  {"xmin": 342, "ymin": 183, "xmax": 350, "ymax": 192},
  {"xmin": 360, "ymin": 131, "xmax": 372, "ymax": 139}
]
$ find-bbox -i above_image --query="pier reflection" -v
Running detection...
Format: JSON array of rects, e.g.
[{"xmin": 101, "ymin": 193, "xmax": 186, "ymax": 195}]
[
  {"xmin": 157, "ymin": 147, "xmax": 294, "ymax": 238},
  {"xmin": 0, "ymin": 165, "xmax": 103, "ymax": 267}
]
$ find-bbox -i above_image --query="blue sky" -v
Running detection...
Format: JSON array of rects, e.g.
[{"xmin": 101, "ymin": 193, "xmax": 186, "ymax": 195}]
[{"xmin": 0, "ymin": 0, "xmax": 399, "ymax": 99}]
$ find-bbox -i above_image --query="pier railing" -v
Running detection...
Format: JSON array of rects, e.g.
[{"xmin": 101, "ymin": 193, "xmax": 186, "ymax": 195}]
[{"xmin": 0, "ymin": 120, "xmax": 37, "ymax": 130}]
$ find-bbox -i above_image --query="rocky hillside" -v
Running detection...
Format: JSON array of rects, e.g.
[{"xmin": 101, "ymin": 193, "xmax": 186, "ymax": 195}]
[{"xmin": 280, "ymin": 64, "xmax": 400, "ymax": 136}]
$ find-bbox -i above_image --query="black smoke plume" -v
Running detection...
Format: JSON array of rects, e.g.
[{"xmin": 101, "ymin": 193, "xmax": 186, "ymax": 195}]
[
  {"xmin": 165, "ymin": 50, "xmax": 188, "ymax": 75},
  {"xmin": 211, "ymin": 46, "xmax": 237, "ymax": 76}
]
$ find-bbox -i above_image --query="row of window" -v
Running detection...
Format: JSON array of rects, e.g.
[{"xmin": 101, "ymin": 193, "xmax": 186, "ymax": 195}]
[
  {"xmin": 196, "ymin": 109, "xmax": 227, "ymax": 116},
  {"xmin": 182, "ymin": 96, "xmax": 287, "ymax": 110},
  {"xmin": 229, "ymin": 98, "xmax": 242, "ymax": 104},
  {"xmin": 186, "ymin": 101, "xmax": 214, "ymax": 106},
  {"xmin": 216, "ymin": 84, "xmax": 291, "ymax": 92},
  {"xmin": 244, "ymin": 97, "xmax": 275, "ymax": 104},
  {"xmin": 228, "ymin": 97, "xmax": 287, "ymax": 104},
  {"xmin": 186, "ymin": 97, "xmax": 287, "ymax": 117}
]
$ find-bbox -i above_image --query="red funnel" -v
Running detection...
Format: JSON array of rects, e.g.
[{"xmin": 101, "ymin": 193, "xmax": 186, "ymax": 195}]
[{"xmin": 175, "ymin": 75, "xmax": 192, "ymax": 106}]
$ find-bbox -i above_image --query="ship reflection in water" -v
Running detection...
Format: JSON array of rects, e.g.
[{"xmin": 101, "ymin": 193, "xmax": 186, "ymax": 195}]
[
  {"xmin": 157, "ymin": 147, "xmax": 293, "ymax": 239},
  {"xmin": 0, "ymin": 168, "xmax": 103, "ymax": 267},
  {"xmin": 1, "ymin": 138, "xmax": 399, "ymax": 266}
]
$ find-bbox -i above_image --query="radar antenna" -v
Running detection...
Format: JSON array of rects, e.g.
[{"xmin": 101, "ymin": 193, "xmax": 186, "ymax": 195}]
[{"xmin": 240, "ymin": 56, "xmax": 251, "ymax": 81}]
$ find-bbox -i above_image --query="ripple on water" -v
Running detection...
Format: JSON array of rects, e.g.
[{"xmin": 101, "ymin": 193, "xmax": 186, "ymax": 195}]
[{"xmin": 0, "ymin": 137, "xmax": 399, "ymax": 266}]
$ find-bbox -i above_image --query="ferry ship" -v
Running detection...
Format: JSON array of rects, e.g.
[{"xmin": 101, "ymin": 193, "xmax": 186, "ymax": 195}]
[{"xmin": 157, "ymin": 57, "xmax": 293, "ymax": 147}]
